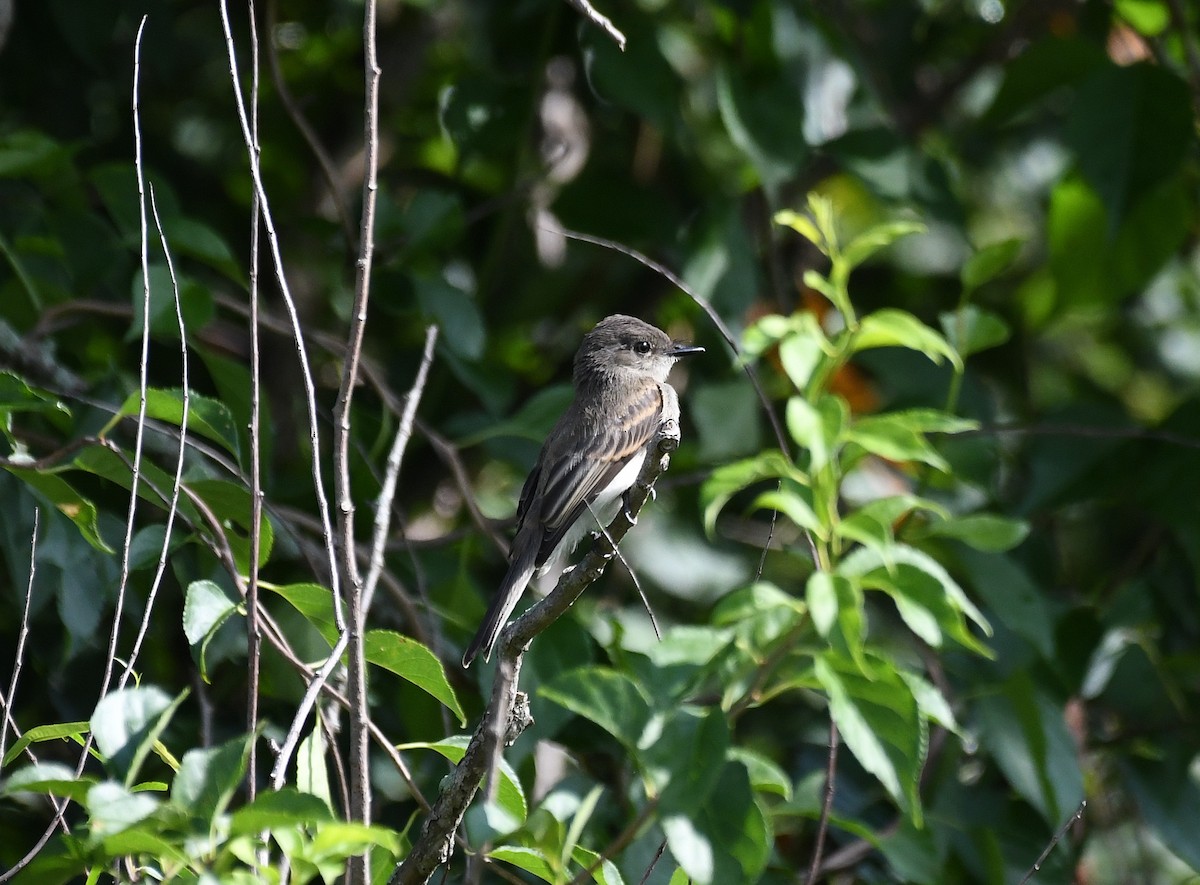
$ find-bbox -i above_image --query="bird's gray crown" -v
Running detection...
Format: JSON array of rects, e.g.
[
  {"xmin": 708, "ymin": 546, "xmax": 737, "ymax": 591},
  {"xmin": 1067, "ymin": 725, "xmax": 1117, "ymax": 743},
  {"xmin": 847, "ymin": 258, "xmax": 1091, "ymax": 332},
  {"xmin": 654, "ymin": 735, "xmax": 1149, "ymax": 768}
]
[{"xmin": 573, "ymin": 314, "xmax": 694, "ymax": 389}]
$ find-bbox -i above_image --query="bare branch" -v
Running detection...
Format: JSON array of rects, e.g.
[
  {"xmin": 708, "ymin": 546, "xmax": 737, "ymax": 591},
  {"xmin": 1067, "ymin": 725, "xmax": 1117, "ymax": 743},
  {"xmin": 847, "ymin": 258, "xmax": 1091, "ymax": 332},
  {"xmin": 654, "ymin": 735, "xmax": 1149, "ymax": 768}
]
[
  {"xmin": 563, "ymin": 0, "xmax": 626, "ymax": 51},
  {"xmin": 102, "ymin": 10, "xmax": 153, "ymax": 699},
  {"xmin": 364, "ymin": 325, "xmax": 439, "ymax": 614},
  {"xmin": 117, "ymin": 185, "xmax": 190, "ymax": 691},
  {"xmin": 1018, "ymin": 799, "xmax": 1086, "ymax": 885},
  {"xmin": 0, "ymin": 507, "xmax": 38, "ymax": 768},
  {"xmin": 333, "ymin": 1, "xmax": 383, "ymax": 880},
  {"xmin": 391, "ymin": 420, "xmax": 680, "ymax": 885},
  {"xmin": 247, "ymin": 0, "xmax": 265, "ymax": 805},
  {"xmin": 804, "ymin": 720, "xmax": 839, "ymax": 885}
]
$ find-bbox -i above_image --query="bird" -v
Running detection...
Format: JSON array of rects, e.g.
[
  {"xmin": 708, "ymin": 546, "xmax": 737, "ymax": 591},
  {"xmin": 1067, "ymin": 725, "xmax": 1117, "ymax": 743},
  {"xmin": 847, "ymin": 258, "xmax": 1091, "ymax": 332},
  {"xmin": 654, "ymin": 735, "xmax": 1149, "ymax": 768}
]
[{"xmin": 462, "ymin": 314, "xmax": 704, "ymax": 666}]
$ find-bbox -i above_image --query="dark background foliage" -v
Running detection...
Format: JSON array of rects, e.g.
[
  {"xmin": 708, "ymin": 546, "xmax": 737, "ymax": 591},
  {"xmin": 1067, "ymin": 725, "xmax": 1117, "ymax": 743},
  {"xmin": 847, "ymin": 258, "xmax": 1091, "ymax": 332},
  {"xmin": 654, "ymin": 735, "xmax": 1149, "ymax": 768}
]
[{"xmin": 2, "ymin": 0, "xmax": 1200, "ymax": 882}]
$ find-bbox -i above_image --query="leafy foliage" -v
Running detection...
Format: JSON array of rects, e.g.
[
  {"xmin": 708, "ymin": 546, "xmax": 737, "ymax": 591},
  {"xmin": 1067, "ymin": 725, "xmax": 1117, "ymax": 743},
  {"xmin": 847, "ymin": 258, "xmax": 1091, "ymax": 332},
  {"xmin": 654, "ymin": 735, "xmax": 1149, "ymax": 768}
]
[{"xmin": 2, "ymin": 1, "xmax": 1200, "ymax": 883}]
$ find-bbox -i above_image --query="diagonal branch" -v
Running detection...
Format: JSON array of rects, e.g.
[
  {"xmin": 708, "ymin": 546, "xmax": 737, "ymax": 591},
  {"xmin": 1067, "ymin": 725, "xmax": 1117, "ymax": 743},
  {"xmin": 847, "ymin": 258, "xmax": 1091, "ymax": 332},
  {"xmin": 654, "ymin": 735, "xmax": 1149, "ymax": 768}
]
[{"xmin": 390, "ymin": 420, "xmax": 680, "ymax": 885}]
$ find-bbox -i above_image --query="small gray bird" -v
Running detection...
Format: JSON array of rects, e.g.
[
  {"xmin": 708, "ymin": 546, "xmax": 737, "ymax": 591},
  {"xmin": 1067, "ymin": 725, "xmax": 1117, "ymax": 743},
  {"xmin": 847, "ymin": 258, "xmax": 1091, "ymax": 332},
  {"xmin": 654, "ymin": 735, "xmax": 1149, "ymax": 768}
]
[{"xmin": 462, "ymin": 315, "xmax": 704, "ymax": 666}]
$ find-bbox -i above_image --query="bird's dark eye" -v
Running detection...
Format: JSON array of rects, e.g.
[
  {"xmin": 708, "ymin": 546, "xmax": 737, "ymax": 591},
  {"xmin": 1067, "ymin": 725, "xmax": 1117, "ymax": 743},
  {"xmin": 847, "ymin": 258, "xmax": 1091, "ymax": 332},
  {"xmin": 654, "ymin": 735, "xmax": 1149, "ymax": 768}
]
[{"xmin": 633, "ymin": 340, "xmax": 652, "ymax": 355}]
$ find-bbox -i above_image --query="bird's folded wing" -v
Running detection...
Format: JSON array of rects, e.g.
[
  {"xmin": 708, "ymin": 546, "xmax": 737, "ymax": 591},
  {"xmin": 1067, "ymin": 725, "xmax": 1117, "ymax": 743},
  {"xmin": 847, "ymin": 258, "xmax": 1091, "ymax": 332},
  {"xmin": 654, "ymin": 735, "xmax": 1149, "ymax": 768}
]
[{"xmin": 535, "ymin": 382, "xmax": 664, "ymax": 562}]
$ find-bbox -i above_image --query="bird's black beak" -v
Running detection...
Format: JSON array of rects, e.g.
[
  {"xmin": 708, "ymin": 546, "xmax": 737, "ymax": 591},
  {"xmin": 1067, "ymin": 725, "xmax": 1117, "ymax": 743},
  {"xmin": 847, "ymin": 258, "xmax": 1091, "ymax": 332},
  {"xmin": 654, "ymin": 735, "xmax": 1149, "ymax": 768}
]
[{"xmin": 668, "ymin": 342, "xmax": 705, "ymax": 357}]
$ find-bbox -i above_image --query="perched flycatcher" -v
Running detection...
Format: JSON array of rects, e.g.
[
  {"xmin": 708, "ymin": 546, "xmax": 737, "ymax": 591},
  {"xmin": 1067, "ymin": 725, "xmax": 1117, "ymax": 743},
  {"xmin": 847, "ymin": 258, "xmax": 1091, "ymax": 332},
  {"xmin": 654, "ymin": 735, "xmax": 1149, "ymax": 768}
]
[{"xmin": 462, "ymin": 314, "xmax": 704, "ymax": 666}]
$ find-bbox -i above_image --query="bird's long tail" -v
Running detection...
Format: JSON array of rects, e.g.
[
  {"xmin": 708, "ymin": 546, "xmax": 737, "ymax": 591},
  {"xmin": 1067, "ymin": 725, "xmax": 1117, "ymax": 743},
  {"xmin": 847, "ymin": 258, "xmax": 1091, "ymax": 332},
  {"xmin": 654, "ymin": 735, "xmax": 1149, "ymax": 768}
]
[{"xmin": 462, "ymin": 545, "xmax": 539, "ymax": 667}]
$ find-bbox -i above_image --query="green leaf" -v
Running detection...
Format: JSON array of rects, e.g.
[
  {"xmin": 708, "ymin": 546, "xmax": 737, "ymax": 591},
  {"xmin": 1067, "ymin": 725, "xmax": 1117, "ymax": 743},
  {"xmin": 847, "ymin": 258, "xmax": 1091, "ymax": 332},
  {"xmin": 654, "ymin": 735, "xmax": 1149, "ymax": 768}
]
[
  {"xmin": 845, "ymin": 415, "xmax": 948, "ymax": 472},
  {"xmin": 3, "ymin": 720, "xmax": 90, "ymax": 767},
  {"xmin": 715, "ymin": 64, "xmax": 807, "ymax": 188},
  {"xmin": 1, "ymin": 762, "xmax": 96, "ymax": 802},
  {"xmin": 0, "ymin": 371, "xmax": 70, "ymax": 416},
  {"xmin": 662, "ymin": 761, "xmax": 770, "ymax": 885},
  {"xmin": 1065, "ymin": 63, "xmax": 1193, "ymax": 230},
  {"xmin": 920, "ymin": 513, "xmax": 1030, "ymax": 552},
  {"xmin": 841, "ymin": 220, "xmax": 926, "ymax": 269},
  {"xmin": 489, "ymin": 846, "xmax": 556, "ymax": 883},
  {"xmin": 86, "ymin": 781, "xmax": 160, "ymax": 835},
  {"xmin": 976, "ymin": 673, "xmax": 1085, "ymax": 825},
  {"xmin": 961, "ymin": 238, "xmax": 1023, "ymax": 291},
  {"xmin": 728, "ymin": 747, "xmax": 792, "ymax": 800},
  {"xmin": 778, "ymin": 330, "xmax": 825, "ymax": 392},
  {"xmin": 540, "ymin": 667, "xmax": 652, "ymax": 753},
  {"xmin": 2, "ymin": 466, "xmax": 113, "ymax": 552},
  {"xmin": 699, "ymin": 450, "xmax": 806, "ymax": 536},
  {"xmin": 806, "ymin": 571, "xmax": 838, "ymax": 637},
  {"xmin": 415, "ymin": 272, "xmax": 484, "ymax": 360},
  {"xmin": 751, "ymin": 485, "xmax": 823, "ymax": 538},
  {"xmin": 570, "ymin": 845, "xmax": 626, "ymax": 885},
  {"xmin": 400, "ymin": 736, "xmax": 526, "ymax": 824},
  {"xmin": 955, "ymin": 549, "xmax": 1053, "ymax": 658},
  {"xmin": 90, "ymin": 686, "xmax": 188, "ymax": 787},
  {"xmin": 710, "ymin": 582, "xmax": 804, "ymax": 649},
  {"xmin": 364, "ymin": 629, "xmax": 465, "ymax": 725},
  {"xmin": 773, "ymin": 210, "xmax": 824, "ymax": 254},
  {"xmin": 938, "ymin": 305, "xmax": 1011, "ymax": 358},
  {"xmin": 172, "ymin": 733, "xmax": 253, "ymax": 826},
  {"xmin": 129, "ymin": 263, "xmax": 215, "ymax": 339},
  {"xmin": 298, "ymin": 725, "xmax": 334, "ymax": 811},
  {"xmin": 229, "ymin": 788, "xmax": 335, "ymax": 836},
  {"xmin": 187, "ymin": 477, "xmax": 274, "ymax": 572},
  {"xmin": 984, "ymin": 37, "xmax": 1106, "ymax": 124},
  {"xmin": 814, "ymin": 654, "xmax": 925, "ymax": 822},
  {"xmin": 182, "ymin": 579, "xmax": 242, "ymax": 682},
  {"xmin": 267, "ymin": 582, "xmax": 338, "ymax": 644},
  {"xmin": 0, "ymin": 129, "xmax": 73, "ymax": 178},
  {"xmin": 839, "ymin": 544, "xmax": 991, "ymax": 649},
  {"xmin": 901, "ymin": 672, "xmax": 961, "ymax": 736},
  {"xmin": 787, "ymin": 395, "xmax": 846, "ymax": 472},
  {"xmin": 161, "ymin": 216, "xmax": 241, "ymax": 281},
  {"xmin": 853, "ymin": 309, "xmax": 962, "ymax": 370},
  {"xmin": 108, "ymin": 388, "xmax": 241, "ymax": 464},
  {"xmin": 308, "ymin": 821, "xmax": 402, "ymax": 857},
  {"xmin": 1122, "ymin": 750, "xmax": 1200, "ymax": 872},
  {"xmin": 642, "ymin": 708, "xmax": 729, "ymax": 814}
]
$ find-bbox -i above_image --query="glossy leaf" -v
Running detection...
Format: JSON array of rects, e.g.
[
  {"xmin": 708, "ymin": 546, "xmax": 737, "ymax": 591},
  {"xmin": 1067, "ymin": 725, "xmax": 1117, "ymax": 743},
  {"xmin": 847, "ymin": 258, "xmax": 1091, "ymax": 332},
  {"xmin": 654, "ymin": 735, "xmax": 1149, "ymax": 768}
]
[
  {"xmin": 854, "ymin": 309, "xmax": 962, "ymax": 370},
  {"xmin": 364, "ymin": 629, "xmax": 465, "ymax": 725},
  {"xmin": 815, "ymin": 654, "xmax": 924, "ymax": 822}
]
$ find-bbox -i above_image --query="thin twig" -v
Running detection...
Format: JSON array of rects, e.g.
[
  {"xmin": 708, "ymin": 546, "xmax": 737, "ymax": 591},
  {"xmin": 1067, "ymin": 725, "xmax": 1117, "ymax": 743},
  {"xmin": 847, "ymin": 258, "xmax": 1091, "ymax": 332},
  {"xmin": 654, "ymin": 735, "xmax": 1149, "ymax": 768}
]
[
  {"xmin": 247, "ymin": 0, "xmax": 264, "ymax": 806},
  {"xmin": 804, "ymin": 720, "xmax": 839, "ymax": 885},
  {"xmin": 0, "ymin": 508, "xmax": 38, "ymax": 768},
  {"xmin": 959, "ymin": 422, "xmax": 1200, "ymax": 451},
  {"xmin": 270, "ymin": 633, "xmax": 350, "ymax": 790},
  {"xmin": 364, "ymin": 325, "xmax": 439, "ymax": 614},
  {"xmin": 1018, "ymin": 799, "xmax": 1086, "ymax": 885},
  {"xmin": 586, "ymin": 501, "xmax": 660, "ymax": 641},
  {"xmin": 103, "ymin": 10, "xmax": 153, "ymax": 699},
  {"xmin": 637, "ymin": 839, "xmax": 667, "ymax": 885},
  {"xmin": 118, "ymin": 184, "xmax": 190, "ymax": 691},
  {"xmin": 334, "ymin": 2, "xmax": 383, "ymax": 880},
  {"xmin": 563, "ymin": 0, "xmax": 626, "ymax": 50}
]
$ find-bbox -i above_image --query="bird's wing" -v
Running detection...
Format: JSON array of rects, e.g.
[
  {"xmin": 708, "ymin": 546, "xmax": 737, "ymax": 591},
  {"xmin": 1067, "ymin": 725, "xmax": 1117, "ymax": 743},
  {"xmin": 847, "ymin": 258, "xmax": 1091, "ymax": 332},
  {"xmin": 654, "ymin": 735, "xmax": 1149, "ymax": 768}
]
[{"xmin": 533, "ymin": 382, "xmax": 664, "ymax": 563}]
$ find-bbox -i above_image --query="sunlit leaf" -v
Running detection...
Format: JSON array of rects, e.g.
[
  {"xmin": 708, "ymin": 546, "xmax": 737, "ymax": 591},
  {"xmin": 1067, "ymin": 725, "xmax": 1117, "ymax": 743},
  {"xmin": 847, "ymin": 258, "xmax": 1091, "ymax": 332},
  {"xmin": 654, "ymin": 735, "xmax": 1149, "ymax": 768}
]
[
  {"xmin": 854, "ymin": 309, "xmax": 962, "ymax": 370},
  {"xmin": 364, "ymin": 629, "xmax": 465, "ymax": 725},
  {"xmin": 399, "ymin": 736, "xmax": 526, "ymax": 824}
]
